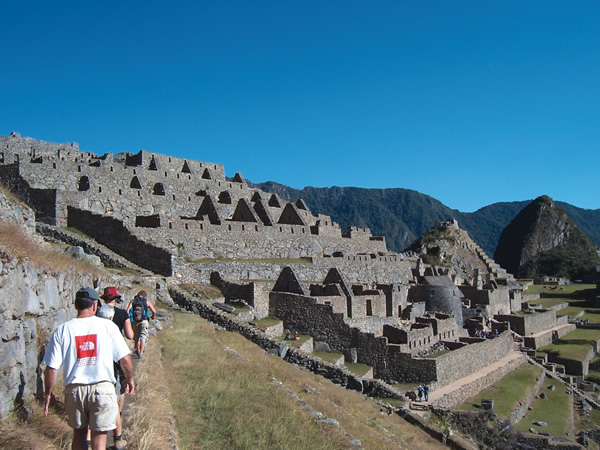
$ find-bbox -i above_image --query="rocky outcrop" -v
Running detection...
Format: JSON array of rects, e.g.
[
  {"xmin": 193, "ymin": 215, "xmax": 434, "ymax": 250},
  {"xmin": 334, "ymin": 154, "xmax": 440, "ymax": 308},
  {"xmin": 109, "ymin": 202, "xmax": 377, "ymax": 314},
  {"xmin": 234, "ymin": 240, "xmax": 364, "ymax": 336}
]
[{"xmin": 494, "ymin": 195, "xmax": 600, "ymax": 280}]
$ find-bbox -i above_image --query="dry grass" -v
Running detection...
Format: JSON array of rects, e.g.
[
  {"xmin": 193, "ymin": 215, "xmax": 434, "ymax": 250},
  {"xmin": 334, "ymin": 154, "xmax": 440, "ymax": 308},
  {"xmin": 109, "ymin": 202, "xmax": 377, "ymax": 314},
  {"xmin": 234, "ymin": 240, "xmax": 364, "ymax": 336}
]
[
  {"xmin": 124, "ymin": 334, "xmax": 175, "ymax": 449},
  {"xmin": 0, "ymin": 221, "xmax": 106, "ymax": 275},
  {"xmin": 160, "ymin": 310, "xmax": 445, "ymax": 449},
  {"xmin": 0, "ymin": 383, "xmax": 72, "ymax": 449}
]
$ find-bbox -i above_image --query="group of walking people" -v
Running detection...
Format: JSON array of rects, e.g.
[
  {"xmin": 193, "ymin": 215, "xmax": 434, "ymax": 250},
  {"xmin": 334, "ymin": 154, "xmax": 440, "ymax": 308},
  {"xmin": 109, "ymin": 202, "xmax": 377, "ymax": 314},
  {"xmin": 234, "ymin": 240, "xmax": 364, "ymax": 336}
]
[{"xmin": 42, "ymin": 285, "xmax": 156, "ymax": 450}]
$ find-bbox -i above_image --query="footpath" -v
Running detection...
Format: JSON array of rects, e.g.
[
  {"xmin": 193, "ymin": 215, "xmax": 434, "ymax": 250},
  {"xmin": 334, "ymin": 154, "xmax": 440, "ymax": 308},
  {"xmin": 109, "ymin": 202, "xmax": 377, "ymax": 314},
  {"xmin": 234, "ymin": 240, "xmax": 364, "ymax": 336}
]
[{"xmin": 410, "ymin": 351, "xmax": 526, "ymax": 416}]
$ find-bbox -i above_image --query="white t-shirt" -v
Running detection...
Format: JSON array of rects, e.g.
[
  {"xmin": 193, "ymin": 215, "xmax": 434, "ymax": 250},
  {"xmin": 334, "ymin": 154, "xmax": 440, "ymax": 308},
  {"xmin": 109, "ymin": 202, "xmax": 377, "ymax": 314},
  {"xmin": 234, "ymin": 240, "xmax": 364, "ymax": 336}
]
[{"xmin": 43, "ymin": 315, "xmax": 131, "ymax": 385}]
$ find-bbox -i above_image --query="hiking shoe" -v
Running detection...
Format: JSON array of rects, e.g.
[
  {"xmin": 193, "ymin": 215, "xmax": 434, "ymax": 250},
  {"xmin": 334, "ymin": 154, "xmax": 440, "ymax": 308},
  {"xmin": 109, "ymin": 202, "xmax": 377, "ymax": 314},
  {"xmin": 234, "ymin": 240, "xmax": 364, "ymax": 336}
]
[
  {"xmin": 114, "ymin": 437, "xmax": 127, "ymax": 449},
  {"xmin": 135, "ymin": 349, "xmax": 141, "ymax": 358}
]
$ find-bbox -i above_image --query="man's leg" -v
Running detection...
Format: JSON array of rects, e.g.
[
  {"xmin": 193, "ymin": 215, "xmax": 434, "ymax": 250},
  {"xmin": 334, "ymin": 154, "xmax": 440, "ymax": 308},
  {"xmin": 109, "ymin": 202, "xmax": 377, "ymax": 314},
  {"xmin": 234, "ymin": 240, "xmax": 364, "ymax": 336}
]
[
  {"xmin": 72, "ymin": 427, "xmax": 89, "ymax": 450},
  {"xmin": 90, "ymin": 430, "xmax": 108, "ymax": 450}
]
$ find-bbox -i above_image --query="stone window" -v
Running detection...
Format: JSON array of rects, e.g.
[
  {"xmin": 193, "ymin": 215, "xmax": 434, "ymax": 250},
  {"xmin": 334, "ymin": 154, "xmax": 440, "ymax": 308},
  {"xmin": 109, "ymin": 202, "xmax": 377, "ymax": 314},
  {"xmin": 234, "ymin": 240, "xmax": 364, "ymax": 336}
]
[
  {"xmin": 169, "ymin": 222, "xmax": 172, "ymax": 229},
  {"xmin": 366, "ymin": 300, "xmax": 372, "ymax": 316},
  {"xmin": 185, "ymin": 223, "xmax": 188, "ymax": 230},
  {"xmin": 135, "ymin": 214, "xmax": 160, "ymax": 228},
  {"xmin": 398, "ymin": 305, "xmax": 402, "ymax": 317},
  {"xmin": 149, "ymin": 157, "xmax": 158, "ymax": 171},
  {"xmin": 268, "ymin": 194, "xmax": 281, "ymax": 207},
  {"xmin": 202, "ymin": 168, "xmax": 212, "ymax": 179},
  {"xmin": 218, "ymin": 191, "xmax": 232, "ymax": 204},
  {"xmin": 181, "ymin": 161, "xmax": 192, "ymax": 173},
  {"xmin": 130, "ymin": 176, "xmax": 142, "ymax": 189},
  {"xmin": 98, "ymin": 187, "xmax": 102, "ymax": 193},
  {"xmin": 53, "ymin": 163, "xmax": 56, "ymax": 169},
  {"xmin": 152, "ymin": 183, "xmax": 165, "ymax": 196},
  {"xmin": 78, "ymin": 176, "xmax": 90, "ymax": 191},
  {"xmin": 119, "ymin": 189, "xmax": 122, "ymax": 195},
  {"xmin": 78, "ymin": 166, "xmax": 81, "ymax": 172}
]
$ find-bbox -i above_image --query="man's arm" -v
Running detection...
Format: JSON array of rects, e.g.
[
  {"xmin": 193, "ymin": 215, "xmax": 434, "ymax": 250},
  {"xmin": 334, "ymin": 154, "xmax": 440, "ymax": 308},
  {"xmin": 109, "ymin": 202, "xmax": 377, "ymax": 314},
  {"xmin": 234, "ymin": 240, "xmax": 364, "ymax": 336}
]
[
  {"xmin": 43, "ymin": 367, "xmax": 58, "ymax": 416},
  {"xmin": 123, "ymin": 317, "xmax": 134, "ymax": 340},
  {"xmin": 119, "ymin": 354, "xmax": 135, "ymax": 396},
  {"xmin": 147, "ymin": 300, "xmax": 157, "ymax": 319}
]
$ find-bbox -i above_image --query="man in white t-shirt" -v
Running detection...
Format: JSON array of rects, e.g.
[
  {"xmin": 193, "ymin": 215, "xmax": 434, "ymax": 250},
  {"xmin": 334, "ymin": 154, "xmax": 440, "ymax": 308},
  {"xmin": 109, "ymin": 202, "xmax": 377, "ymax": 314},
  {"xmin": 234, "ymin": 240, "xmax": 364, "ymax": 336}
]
[{"xmin": 42, "ymin": 287, "xmax": 135, "ymax": 450}]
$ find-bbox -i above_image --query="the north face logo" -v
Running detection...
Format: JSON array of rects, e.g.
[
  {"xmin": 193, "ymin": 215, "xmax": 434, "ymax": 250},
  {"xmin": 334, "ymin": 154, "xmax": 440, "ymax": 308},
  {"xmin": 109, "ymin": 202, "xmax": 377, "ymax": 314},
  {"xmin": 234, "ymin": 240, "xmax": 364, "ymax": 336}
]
[
  {"xmin": 75, "ymin": 334, "xmax": 97, "ymax": 361},
  {"xmin": 78, "ymin": 341, "xmax": 95, "ymax": 352}
]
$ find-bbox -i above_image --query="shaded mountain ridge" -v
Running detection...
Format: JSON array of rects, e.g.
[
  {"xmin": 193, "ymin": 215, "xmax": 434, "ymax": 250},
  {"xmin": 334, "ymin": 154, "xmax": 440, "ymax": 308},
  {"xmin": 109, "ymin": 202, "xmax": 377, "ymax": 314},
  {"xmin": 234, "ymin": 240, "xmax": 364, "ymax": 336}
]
[
  {"xmin": 251, "ymin": 182, "xmax": 600, "ymax": 256},
  {"xmin": 494, "ymin": 195, "xmax": 600, "ymax": 280}
]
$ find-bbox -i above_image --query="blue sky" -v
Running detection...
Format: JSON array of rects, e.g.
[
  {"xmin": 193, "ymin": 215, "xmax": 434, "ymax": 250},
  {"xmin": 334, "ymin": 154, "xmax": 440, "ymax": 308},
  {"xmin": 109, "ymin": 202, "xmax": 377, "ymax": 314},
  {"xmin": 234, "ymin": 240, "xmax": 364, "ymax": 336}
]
[{"xmin": 2, "ymin": 1, "xmax": 599, "ymax": 212}]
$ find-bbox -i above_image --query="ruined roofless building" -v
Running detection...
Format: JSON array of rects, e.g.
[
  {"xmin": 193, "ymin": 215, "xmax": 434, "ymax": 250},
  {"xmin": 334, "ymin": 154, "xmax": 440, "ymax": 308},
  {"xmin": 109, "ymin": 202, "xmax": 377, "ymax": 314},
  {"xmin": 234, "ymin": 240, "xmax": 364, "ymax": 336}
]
[{"xmin": 0, "ymin": 133, "xmax": 394, "ymax": 276}]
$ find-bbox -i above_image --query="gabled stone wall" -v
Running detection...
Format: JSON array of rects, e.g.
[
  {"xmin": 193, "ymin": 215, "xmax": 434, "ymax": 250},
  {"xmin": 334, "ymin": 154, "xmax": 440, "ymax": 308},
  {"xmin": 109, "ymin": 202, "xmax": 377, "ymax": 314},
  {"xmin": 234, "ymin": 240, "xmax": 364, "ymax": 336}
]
[{"xmin": 1, "ymin": 134, "xmax": 392, "ymax": 266}]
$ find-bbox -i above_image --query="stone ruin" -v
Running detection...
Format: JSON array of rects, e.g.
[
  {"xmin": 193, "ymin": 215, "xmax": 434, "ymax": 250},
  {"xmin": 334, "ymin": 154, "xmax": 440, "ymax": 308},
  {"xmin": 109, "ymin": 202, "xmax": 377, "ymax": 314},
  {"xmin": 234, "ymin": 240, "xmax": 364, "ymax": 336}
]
[{"xmin": 0, "ymin": 132, "xmax": 572, "ymax": 390}]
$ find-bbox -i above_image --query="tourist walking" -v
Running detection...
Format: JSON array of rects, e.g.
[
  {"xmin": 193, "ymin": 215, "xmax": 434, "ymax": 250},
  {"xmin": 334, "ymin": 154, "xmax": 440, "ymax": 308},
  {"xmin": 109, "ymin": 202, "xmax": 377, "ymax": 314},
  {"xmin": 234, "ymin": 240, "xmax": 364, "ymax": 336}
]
[
  {"xmin": 417, "ymin": 386, "xmax": 424, "ymax": 402},
  {"xmin": 98, "ymin": 286, "xmax": 134, "ymax": 449},
  {"xmin": 126, "ymin": 290, "xmax": 156, "ymax": 358},
  {"xmin": 423, "ymin": 384, "xmax": 429, "ymax": 401},
  {"xmin": 42, "ymin": 287, "xmax": 134, "ymax": 450}
]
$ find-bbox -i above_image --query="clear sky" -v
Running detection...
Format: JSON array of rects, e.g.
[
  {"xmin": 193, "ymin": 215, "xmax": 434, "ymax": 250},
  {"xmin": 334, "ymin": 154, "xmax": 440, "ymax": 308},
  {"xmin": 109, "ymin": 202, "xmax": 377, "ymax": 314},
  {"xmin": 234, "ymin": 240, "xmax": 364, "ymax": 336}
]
[{"xmin": 2, "ymin": 1, "xmax": 599, "ymax": 212}]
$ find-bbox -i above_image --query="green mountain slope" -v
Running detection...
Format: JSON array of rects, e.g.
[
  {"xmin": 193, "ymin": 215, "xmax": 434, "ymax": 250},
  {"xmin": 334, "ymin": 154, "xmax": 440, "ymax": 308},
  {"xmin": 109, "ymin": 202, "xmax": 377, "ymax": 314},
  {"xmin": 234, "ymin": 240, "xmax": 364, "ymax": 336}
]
[
  {"xmin": 494, "ymin": 195, "xmax": 600, "ymax": 280},
  {"xmin": 251, "ymin": 182, "xmax": 600, "ymax": 256}
]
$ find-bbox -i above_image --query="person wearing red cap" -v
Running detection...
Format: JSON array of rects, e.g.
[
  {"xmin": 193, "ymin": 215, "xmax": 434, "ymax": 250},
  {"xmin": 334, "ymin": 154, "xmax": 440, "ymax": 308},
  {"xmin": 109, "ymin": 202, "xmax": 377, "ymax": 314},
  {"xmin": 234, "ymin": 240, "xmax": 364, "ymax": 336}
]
[
  {"xmin": 42, "ymin": 287, "xmax": 134, "ymax": 450},
  {"xmin": 98, "ymin": 286, "xmax": 133, "ymax": 449}
]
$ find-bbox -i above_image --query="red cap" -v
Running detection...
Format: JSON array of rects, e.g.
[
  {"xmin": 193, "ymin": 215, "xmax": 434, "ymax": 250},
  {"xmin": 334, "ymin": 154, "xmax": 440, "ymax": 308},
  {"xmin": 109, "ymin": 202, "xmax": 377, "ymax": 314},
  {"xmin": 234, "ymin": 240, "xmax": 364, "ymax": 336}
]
[{"xmin": 100, "ymin": 286, "xmax": 121, "ymax": 299}]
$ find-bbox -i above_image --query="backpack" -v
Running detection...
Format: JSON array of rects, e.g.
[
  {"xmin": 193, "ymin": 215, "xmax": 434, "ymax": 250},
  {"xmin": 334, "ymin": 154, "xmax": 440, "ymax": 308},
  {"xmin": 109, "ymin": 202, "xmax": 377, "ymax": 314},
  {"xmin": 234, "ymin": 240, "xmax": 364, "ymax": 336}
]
[{"xmin": 131, "ymin": 296, "xmax": 149, "ymax": 322}]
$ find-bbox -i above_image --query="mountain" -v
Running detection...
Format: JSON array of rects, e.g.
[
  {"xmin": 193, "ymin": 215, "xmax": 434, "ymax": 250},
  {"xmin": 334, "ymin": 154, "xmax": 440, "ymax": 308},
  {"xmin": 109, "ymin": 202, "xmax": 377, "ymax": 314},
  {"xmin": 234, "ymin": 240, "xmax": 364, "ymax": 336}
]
[
  {"xmin": 250, "ymin": 182, "xmax": 600, "ymax": 257},
  {"xmin": 494, "ymin": 195, "xmax": 600, "ymax": 280}
]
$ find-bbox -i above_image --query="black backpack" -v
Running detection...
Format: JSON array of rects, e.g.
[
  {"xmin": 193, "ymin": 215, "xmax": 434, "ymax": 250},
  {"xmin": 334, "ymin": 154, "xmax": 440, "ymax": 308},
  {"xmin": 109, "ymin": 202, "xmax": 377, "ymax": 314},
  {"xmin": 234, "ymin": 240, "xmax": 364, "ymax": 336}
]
[{"xmin": 131, "ymin": 296, "xmax": 149, "ymax": 322}]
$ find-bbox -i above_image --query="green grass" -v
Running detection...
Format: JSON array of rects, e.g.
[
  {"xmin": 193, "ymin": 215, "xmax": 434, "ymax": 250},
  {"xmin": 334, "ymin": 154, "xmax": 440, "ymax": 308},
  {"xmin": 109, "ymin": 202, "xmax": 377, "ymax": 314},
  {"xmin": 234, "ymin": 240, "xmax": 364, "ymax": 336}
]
[
  {"xmin": 280, "ymin": 333, "xmax": 311, "ymax": 347},
  {"xmin": 459, "ymin": 364, "xmax": 543, "ymax": 419},
  {"xmin": 523, "ymin": 284, "xmax": 595, "ymax": 296},
  {"xmin": 420, "ymin": 349, "xmax": 452, "ymax": 359},
  {"xmin": 178, "ymin": 283, "xmax": 223, "ymax": 300},
  {"xmin": 159, "ymin": 309, "xmax": 444, "ymax": 449},
  {"xmin": 254, "ymin": 316, "xmax": 281, "ymax": 328},
  {"xmin": 514, "ymin": 382, "xmax": 572, "ymax": 437},
  {"xmin": 312, "ymin": 350, "xmax": 344, "ymax": 364},
  {"xmin": 344, "ymin": 362, "xmax": 372, "ymax": 377},
  {"xmin": 526, "ymin": 297, "xmax": 570, "ymax": 308},
  {"xmin": 539, "ymin": 328, "xmax": 600, "ymax": 362}
]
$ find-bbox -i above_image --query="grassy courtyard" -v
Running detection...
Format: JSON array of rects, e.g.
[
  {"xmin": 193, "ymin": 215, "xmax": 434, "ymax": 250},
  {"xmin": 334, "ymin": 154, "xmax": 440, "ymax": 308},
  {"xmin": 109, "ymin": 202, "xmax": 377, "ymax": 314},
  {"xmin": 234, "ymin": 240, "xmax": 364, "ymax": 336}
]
[
  {"xmin": 459, "ymin": 364, "xmax": 543, "ymax": 419},
  {"xmin": 538, "ymin": 328, "xmax": 600, "ymax": 362}
]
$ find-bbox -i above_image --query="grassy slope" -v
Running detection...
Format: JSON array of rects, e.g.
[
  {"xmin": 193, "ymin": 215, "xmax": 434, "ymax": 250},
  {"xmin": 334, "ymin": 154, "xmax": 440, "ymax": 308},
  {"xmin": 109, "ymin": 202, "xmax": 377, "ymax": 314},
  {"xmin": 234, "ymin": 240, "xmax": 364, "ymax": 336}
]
[
  {"xmin": 459, "ymin": 364, "xmax": 543, "ymax": 419},
  {"xmin": 159, "ymin": 309, "xmax": 446, "ymax": 449}
]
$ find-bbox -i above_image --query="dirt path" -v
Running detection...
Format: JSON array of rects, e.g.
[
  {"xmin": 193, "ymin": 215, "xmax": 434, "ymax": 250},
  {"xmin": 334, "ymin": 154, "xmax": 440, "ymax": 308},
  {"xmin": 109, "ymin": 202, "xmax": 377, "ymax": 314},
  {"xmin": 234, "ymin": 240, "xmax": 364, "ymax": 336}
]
[{"xmin": 411, "ymin": 351, "xmax": 525, "ymax": 416}]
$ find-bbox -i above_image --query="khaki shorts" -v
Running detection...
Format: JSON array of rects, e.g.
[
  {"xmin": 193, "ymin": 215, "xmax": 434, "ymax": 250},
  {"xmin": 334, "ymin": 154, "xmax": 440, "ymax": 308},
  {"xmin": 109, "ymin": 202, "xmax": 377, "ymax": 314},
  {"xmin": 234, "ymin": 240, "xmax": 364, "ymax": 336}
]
[
  {"xmin": 133, "ymin": 319, "xmax": 149, "ymax": 343},
  {"xmin": 64, "ymin": 381, "xmax": 118, "ymax": 431}
]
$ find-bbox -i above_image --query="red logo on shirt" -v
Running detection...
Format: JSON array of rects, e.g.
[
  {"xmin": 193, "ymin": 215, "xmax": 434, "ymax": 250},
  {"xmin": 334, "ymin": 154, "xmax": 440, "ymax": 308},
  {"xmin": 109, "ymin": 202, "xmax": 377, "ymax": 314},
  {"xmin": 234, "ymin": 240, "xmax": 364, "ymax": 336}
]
[{"xmin": 75, "ymin": 334, "xmax": 97, "ymax": 365}]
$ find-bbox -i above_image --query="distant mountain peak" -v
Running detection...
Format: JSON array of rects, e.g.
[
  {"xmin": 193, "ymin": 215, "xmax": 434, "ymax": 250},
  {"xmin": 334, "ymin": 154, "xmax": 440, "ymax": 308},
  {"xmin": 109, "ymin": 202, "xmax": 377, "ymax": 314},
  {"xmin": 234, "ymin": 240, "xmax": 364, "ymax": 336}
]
[{"xmin": 494, "ymin": 195, "xmax": 599, "ymax": 280}]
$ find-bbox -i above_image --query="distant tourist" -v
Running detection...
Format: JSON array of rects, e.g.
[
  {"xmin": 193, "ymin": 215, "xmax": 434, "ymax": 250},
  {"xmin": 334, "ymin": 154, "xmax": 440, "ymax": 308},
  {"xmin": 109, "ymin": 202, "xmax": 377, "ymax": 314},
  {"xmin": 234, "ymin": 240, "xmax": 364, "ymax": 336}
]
[
  {"xmin": 42, "ymin": 287, "xmax": 134, "ymax": 450},
  {"xmin": 417, "ymin": 385, "xmax": 424, "ymax": 402},
  {"xmin": 98, "ymin": 286, "xmax": 134, "ymax": 449},
  {"xmin": 126, "ymin": 290, "xmax": 156, "ymax": 358},
  {"xmin": 294, "ymin": 331, "xmax": 300, "ymax": 340},
  {"xmin": 423, "ymin": 385, "xmax": 429, "ymax": 401}
]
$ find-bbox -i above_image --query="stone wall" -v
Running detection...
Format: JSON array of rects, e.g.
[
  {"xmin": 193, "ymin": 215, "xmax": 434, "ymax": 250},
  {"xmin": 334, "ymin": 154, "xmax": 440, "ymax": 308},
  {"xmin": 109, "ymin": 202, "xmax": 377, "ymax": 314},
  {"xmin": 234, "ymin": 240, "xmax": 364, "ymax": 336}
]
[
  {"xmin": 431, "ymin": 333, "xmax": 514, "ymax": 388},
  {"xmin": 1, "ymin": 135, "xmax": 393, "ymax": 269},
  {"xmin": 0, "ymin": 250, "xmax": 111, "ymax": 419},
  {"xmin": 496, "ymin": 309, "xmax": 557, "ymax": 336},
  {"xmin": 168, "ymin": 289, "xmax": 404, "ymax": 400},
  {"xmin": 524, "ymin": 323, "xmax": 576, "ymax": 349},
  {"xmin": 173, "ymin": 255, "xmax": 416, "ymax": 286},
  {"xmin": 67, "ymin": 207, "xmax": 173, "ymax": 276},
  {"xmin": 432, "ymin": 353, "xmax": 526, "ymax": 409},
  {"xmin": 506, "ymin": 371, "xmax": 545, "ymax": 426}
]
